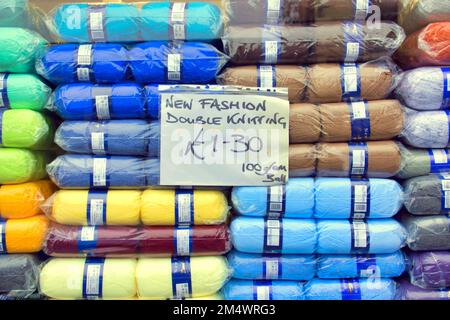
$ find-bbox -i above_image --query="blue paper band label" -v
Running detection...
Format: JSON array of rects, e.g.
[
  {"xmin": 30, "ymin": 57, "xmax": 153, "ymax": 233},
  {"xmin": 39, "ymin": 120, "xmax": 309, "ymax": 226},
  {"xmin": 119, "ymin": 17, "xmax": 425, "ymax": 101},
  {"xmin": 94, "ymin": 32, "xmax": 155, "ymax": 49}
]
[
  {"xmin": 171, "ymin": 257, "xmax": 192, "ymax": 299},
  {"xmin": 87, "ymin": 5, "xmax": 106, "ymax": 42},
  {"xmin": 0, "ymin": 73, "xmax": 9, "ymax": 109},
  {"xmin": 353, "ymin": 0, "xmax": 371, "ymax": 20},
  {"xmin": 440, "ymin": 173, "xmax": 450, "ymax": 215},
  {"xmin": 91, "ymin": 87, "xmax": 112, "ymax": 120},
  {"xmin": 175, "ymin": 190, "xmax": 194, "ymax": 225},
  {"xmin": 341, "ymin": 63, "xmax": 361, "ymax": 102},
  {"xmin": 348, "ymin": 101, "xmax": 371, "ymax": 140},
  {"xmin": 340, "ymin": 279, "xmax": 362, "ymax": 300},
  {"xmin": 351, "ymin": 179, "xmax": 370, "ymax": 219},
  {"xmin": 258, "ymin": 65, "xmax": 277, "ymax": 88},
  {"xmin": 82, "ymin": 257, "xmax": 105, "ymax": 299},
  {"xmin": 442, "ymin": 68, "xmax": 450, "ymax": 108},
  {"xmin": 263, "ymin": 26, "xmax": 281, "ymax": 64},
  {"xmin": 170, "ymin": 3, "xmax": 187, "ymax": 40},
  {"xmin": 266, "ymin": 0, "xmax": 283, "ymax": 25},
  {"xmin": 91, "ymin": 157, "xmax": 108, "ymax": 188},
  {"xmin": 350, "ymin": 220, "xmax": 370, "ymax": 253},
  {"xmin": 439, "ymin": 289, "xmax": 450, "ymax": 300},
  {"xmin": 343, "ymin": 22, "xmax": 363, "ymax": 62},
  {"xmin": 253, "ymin": 280, "xmax": 273, "ymax": 300},
  {"xmin": 87, "ymin": 190, "xmax": 108, "ymax": 225},
  {"xmin": 77, "ymin": 45, "xmax": 93, "ymax": 82},
  {"xmin": 267, "ymin": 185, "xmax": 286, "ymax": 218},
  {"xmin": 0, "ymin": 219, "xmax": 6, "ymax": 254},
  {"xmin": 429, "ymin": 149, "xmax": 450, "ymax": 173},
  {"xmin": 356, "ymin": 254, "xmax": 377, "ymax": 277},
  {"xmin": 349, "ymin": 142, "xmax": 369, "ymax": 177},
  {"xmin": 78, "ymin": 226, "xmax": 98, "ymax": 252},
  {"xmin": 263, "ymin": 255, "xmax": 282, "ymax": 279},
  {"xmin": 174, "ymin": 227, "xmax": 192, "ymax": 256},
  {"xmin": 263, "ymin": 218, "xmax": 283, "ymax": 253}
]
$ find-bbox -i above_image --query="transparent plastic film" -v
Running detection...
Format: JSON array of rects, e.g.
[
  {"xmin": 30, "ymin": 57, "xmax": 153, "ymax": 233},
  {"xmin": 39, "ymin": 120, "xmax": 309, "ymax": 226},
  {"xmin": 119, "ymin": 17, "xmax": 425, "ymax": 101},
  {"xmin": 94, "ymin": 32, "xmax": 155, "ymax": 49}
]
[{"xmin": 402, "ymin": 213, "xmax": 450, "ymax": 251}]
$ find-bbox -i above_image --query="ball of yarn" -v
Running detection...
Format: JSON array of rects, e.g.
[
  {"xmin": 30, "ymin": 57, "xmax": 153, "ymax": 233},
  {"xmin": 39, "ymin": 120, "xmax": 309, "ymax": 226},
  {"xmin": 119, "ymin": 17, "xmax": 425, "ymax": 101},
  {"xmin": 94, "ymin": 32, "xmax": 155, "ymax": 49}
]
[
  {"xmin": 230, "ymin": 217, "xmax": 317, "ymax": 254},
  {"xmin": 396, "ymin": 67, "xmax": 449, "ymax": 110},
  {"xmin": 52, "ymin": 83, "xmax": 147, "ymax": 120},
  {"xmin": 0, "ymin": 254, "xmax": 42, "ymax": 298},
  {"xmin": 37, "ymin": 43, "xmax": 129, "ymax": 84},
  {"xmin": 2, "ymin": 73, "xmax": 51, "ymax": 111},
  {"xmin": 231, "ymin": 178, "xmax": 315, "ymax": 218},
  {"xmin": 140, "ymin": 2, "xmax": 223, "ymax": 41},
  {"xmin": 53, "ymin": 3, "xmax": 140, "ymax": 43},
  {"xmin": 3, "ymin": 215, "xmax": 49, "ymax": 253},
  {"xmin": 403, "ymin": 174, "xmax": 448, "ymax": 215},
  {"xmin": 399, "ymin": 0, "xmax": 450, "ymax": 33},
  {"xmin": 317, "ymin": 251, "xmax": 406, "ymax": 279},
  {"xmin": 396, "ymin": 279, "xmax": 449, "ymax": 300},
  {"xmin": 222, "ymin": 280, "xmax": 304, "ymax": 300},
  {"xmin": 409, "ymin": 251, "xmax": 450, "ymax": 289},
  {"xmin": 0, "ymin": 148, "xmax": 49, "ymax": 184},
  {"xmin": 316, "ymin": 219, "xmax": 407, "ymax": 254},
  {"xmin": 402, "ymin": 214, "xmax": 450, "ymax": 251},
  {"xmin": 128, "ymin": 41, "xmax": 227, "ymax": 84},
  {"xmin": 227, "ymin": 251, "xmax": 316, "ymax": 281},
  {"xmin": 39, "ymin": 258, "xmax": 137, "ymax": 300},
  {"xmin": 0, "ymin": 180, "xmax": 55, "ymax": 219},
  {"xmin": 46, "ymin": 154, "xmax": 160, "ymax": 189},
  {"xmin": 402, "ymin": 110, "xmax": 450, "ymax": 148},
  {"xmin": 397, "ymin": 144, "xmax": 443, "ymax": 179},
  {"xmin": 136, "ymin": 256, "xmax": 230, "ymax": 299},
  {"xmin": 0, "ymin": 28, "xmax": 47, "ymax": 73},
  {"xmin": 304, "ymin": 278, "xmax": 396, "ymax": 300}
]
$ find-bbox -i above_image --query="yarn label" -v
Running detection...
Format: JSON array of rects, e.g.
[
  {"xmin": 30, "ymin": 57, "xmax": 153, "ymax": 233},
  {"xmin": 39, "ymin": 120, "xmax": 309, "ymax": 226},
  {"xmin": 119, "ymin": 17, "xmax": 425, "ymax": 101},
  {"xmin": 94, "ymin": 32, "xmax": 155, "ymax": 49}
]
[
  {"xmin": 267, "ymin": 0, "xmax": 282, "ymax": 24},
  {"xmin": 91, "ymin": 132, "xmax": 106, "ymax": 154},
  {"xmin": 267, "ymin": 185, "xmax": 286, "ymax": 218},
  {"xmin": 349, "ymin": 101, "xmax": 371, "ymax": 140},
  {"xmin": 356, "ymin": 255, "xmax": 377, "ymax": 277},
  {"xmin": 264, "ymin": 41, "xmax": 279, "ymax": 64},
  {"xmin": 349, "ymin": 143, "xmax": 368, "ymax": 177},
  {"xmin": 171, "ymin": 257, "xmax": 193, "ymax": 299},
  {"xmin": 159, "ymin": 86, "xmax": 289, "ymax": 186},
  {"xmin": 263, "ymin": 256, "xmax": 281, "ymax": 279},
  {"xmin": 443, "ymin": 68, "xmax": 450, "ymax": 108},
  {"xmin": 0, "ymin": 220, "xmax": 6, "ymax": 253},
  {"xmin": 83, "ymin": 258, "xmax": 105, "ymax": 299},
  {"xmin": 167, "ymin": 54, "xmax": 181, "ymax": 81},
  {"xmin": 343, "ymin": 22, "xmax": 362, "ymax": 62},
  {"xmin": 341, "ymin": 63, "xmax": 361, "ymax": 101},
  {"xmin": 351, "ymin": 220, "xmax": 370, "ymax": 253},
  {"xmin": 264, "ymin": 218, "xmax": 283, "ymax": 253},
  {"xmin": 88, "ymin": 6, "xmax": 106, "ymax": 42},
  {"xmin": 351, "ymin": 179, "xmax": 370, "ymax": 219},
  {"xmin": 95, "ymin": 96, "xmax": 111, "ymax": 120},
  {"xmin": 340, "ymin": 279, "xmax": 362, "ymax": 300},
  {"xmin": 175, "ymin": 190, "xmax": 194, "ymax": 224},
  {"xmin": 92, "ymin": 157, "xmax": 107, "ymax": 187},
  {"xmin": 429, "ymin": 149, "xmax": 450, "ymax": 173},
  {"xmin": 78, "ymin": 226, "xmax": 98, "ymax": 251},
  {"xmin": 440, "ymin": 173, "xmax": 450, "ymax": 213},
  {"xmin": 253, "ymin": 281, "xmax": 273, "ymax": 300},
  {"xmin": 354, "ymin": 0, "xmax": 370, "ymax": 20},
  {"xmin": 77, "ymin": 45, "xmax": 93, "ymax": 65},
  {"xmin": 258, "ymin": 66, "xmax": 276, "ymax": 88},
  {"xmin": 175, "ymin": 228, "xmax": 191, "ymax": 256},
  {"xmin": 0, "ymin": 73, "xmax": 9, "ymax": 108},
  {"xmin": 87, "ymin": 191, "xmax": 107, "ymax": 225},
  {"xmin": 170, "ymin": 3, "xmax": 186, "ymax": 40}
]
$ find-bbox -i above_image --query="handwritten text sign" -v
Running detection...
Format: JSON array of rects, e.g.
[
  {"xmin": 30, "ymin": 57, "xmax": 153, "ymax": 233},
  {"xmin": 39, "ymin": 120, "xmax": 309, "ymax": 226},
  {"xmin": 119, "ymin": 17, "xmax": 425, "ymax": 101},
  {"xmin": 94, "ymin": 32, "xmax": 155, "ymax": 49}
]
[{"xmin": 159, "ymin": 88, "xmax": 289, "ymax": 186}]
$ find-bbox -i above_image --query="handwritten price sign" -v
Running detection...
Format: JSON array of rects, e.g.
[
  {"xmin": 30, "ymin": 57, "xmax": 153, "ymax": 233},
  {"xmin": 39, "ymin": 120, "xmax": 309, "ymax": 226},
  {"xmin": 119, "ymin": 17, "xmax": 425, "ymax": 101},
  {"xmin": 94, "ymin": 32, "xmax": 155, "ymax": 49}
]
[{"xmin": 159, "ymin": 86, "xmax": 289, "ymax": 186}]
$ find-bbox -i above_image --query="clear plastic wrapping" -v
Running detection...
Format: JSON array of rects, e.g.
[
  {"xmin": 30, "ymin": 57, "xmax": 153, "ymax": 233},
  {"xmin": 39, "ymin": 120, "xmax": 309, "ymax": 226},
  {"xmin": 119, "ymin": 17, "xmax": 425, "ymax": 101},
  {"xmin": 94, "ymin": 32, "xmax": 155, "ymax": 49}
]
[
  {"xmin": 290, "ymin": 141, "xmax": 402, "ymax": 178},
  {"xmin": 232, "ymin": 177, "xmax": 403, "ymax": 219},
  {"xmin": 399, "ymin": 0, "xmax": 450, "ymax": 34},
  {"xmin": 43, "ymin": 188, "xmax": 229, "ymax": 226},
  {"xmin": 397, "ymin": 144, "xmax": 450, "ymax": 179},
  {"xmin": 37, "ymin": 42, "xmax": 228, "ymax": 84},
  {"xmin": 0, "ymin": 148, "xmax": 51, "ymax": 184},
  {"xmin": 230, "ymin": 217, "xmax": 406, "ymax": 255},
  {"xmin": 0, "ymin": 215, "xmax": 49, "ymax": 253},
  {"xmin": 51, "ymin": 2, "xmax": 223, "ymax": 43},
  {"xmin": 222, "ymin": 22, "xmax": 405, "ymax": 65},
  {"xmin": 408, "ymin": 251, "xmax": 450, "ymax": 290},
  {"xmin": 402, "ymin": 213, "xmax": 450, "ymax": 251},
  {"xmin": 396, "ymin": 279, "xmax": 450, "ymax": 300},
  {"xmin": 224, "ymin": 0, "xmax": 399, "ymax": 25},
  {"xmin": 217, "ymin": 59, "xmax": 399, "ymax": 104},
  {"xmin": 39, "ymin": 256, "xmax": 230, "ymax": 300},
  {"xmin": 43, "ymin": 223, "xmax": 231, "ymax": 257},
  {"xmin": 394, "ymin": 22, "xmax": 450, "ymax": 69}
]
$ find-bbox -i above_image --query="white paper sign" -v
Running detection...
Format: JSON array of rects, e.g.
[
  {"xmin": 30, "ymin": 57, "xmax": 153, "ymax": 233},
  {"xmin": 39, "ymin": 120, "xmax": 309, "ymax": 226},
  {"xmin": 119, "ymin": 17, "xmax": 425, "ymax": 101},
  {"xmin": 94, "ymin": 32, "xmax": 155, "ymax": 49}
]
[{"xmin": 159, "ymin": 86, "xmax": 289, "ymax": 186}]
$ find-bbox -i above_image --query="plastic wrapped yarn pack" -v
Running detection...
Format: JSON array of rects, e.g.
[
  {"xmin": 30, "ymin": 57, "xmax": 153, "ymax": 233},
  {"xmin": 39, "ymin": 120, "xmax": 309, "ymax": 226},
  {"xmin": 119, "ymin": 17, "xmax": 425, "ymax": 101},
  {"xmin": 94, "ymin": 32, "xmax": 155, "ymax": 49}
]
[
  {"xmin": 224, "ymin": 0, "xmax": 399, "ymax": 25},
  {"xmin": 402, "ymin": 214, "xmax": 450, "ymax": 251},
  {"xmin": 37, "ymin": 43, "xmax": 129, "ymax": 84},
  {"xmin": 409, "ymin": 251, "xmax": 450, "ymax": 289},
  {"xmin": 51, "ymin": 83, "xmax": 149, "ymax": 120},
  {"xmin": 227, "ymin": 251, "xmax": 316, "ymax": 281},
  {"xmin": 402, "ymin": 110, "xmax": 450, "ymax": 148},
  {"xmin": 0, "ymin": 254, "xmax": 42, "ymax": 299},
  {"xmin": 314, "ymin": 178, "xmax": 403, "ymax": 219},
  {"xmin": 395, "ymin": 22, "xmax": 450, "ymax": 69},
  {"xmin": 304, "ymin": 278, "xmax": 397, "ymax": 300},
  {"xmin": 0, "ymin": 73, "xmax": 51, "ymax": 111},
  {"xmin": 232, "ymin": 178, "xmax": 315, "ymax": 219},
  {"xmin": 403, "ymin": 174, "xmax": 450, "ymax": 215},
  {"xmin": 222, "ymin": 280, "xmax": 304, "ymax": 300},
  {"xmin": 396, "ymin": 279, "xmax": 450, "ymax": 300},
  {"xmin": 316, "ymin": 219, "xmax": 407, "ymax": 254},
  {"xmin": 39, "ymin": 258, "xmax": 137, "ymax": 300},
  {"xmin": 317, "ymin": 252, "xmax": 406, "ymax": 279},
  {"xmin": 0, "ymin": 109, "xmax": 54, "ymax": 150},
  {"xmin": 217, "ymin": 59, "xmax": 399, "ymax": 104},
  {"xmin": 0, "ymin": 0, "xmax": 29, "ymax": 27},
  {"xmin": 230, "ymin": 217, "xmax": 317, "ymax": 254},
  {"xmin": 290, "ymin": 100, "xmax": 404, "ymax": 143},
  {"xmin": 396, "ymin": 67, "xmax": 450, "ymax": 111},
  {"xmin": 397, "ymin": 145, "xmax": 450, "ymax": 179},
  {"xmin": 128, "ymin": 42, "xmax": 227, "ymax": 84},
  {"xmin": 136, "ymin": 256, "xmax": 230, "ymax": 299},
  {"xmin": 0, "ymin": 148, "xmax": 49, "ymax": 184},
  {"xmin": 55, "ymin": 120, "xmax": 160, "ymax": 156},
  {"xmin": 46, "ymin": 155, "xmax": 160, "ymax": 189},
  {"xmin": 43, "ymin": 223, "xmax": 231, "ymax": 257},
  {"xmin": 0, "ymin": 215, "xmax": 49, "ymax": 253},
  {"xmin": 222, "ymin": 22, "xmax": 405, "ymax": 65},
  {"xmin": 0, "ymin": 180, "xmax": 55, "ymax": 220},
  {"xmin": 399, "ymin": 0, "xmax": 450, "ymax": 34},
  {"xmin": 0, "ymin": 27, "xmax": 47, "ymax": 73}
]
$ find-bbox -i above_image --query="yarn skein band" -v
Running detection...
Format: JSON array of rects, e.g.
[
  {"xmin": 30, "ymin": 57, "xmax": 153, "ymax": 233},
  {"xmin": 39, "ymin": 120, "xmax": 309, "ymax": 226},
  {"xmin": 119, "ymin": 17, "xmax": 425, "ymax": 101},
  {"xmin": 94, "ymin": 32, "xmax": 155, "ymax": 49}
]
[
  {"xmin": 402, "ymin": 214, "xmax": 450, "ymax": 251},
  {"xmin": 43, "ymin": 223, "xmax": 231, "ymax": 257},
  {"xmin": 396, "ymin": 279, "xmax": 450, "ymax": 300},
  {"xmin": 0, "ymin": 215, "xmax": 49, "ymax": 253},
  {"xmin": 408, "ymin": 251, "xmax": 450, "ymax": 290},
  {"xmin": 222, "ymin": 280, "xmax": 304, "ymax": 300}
]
